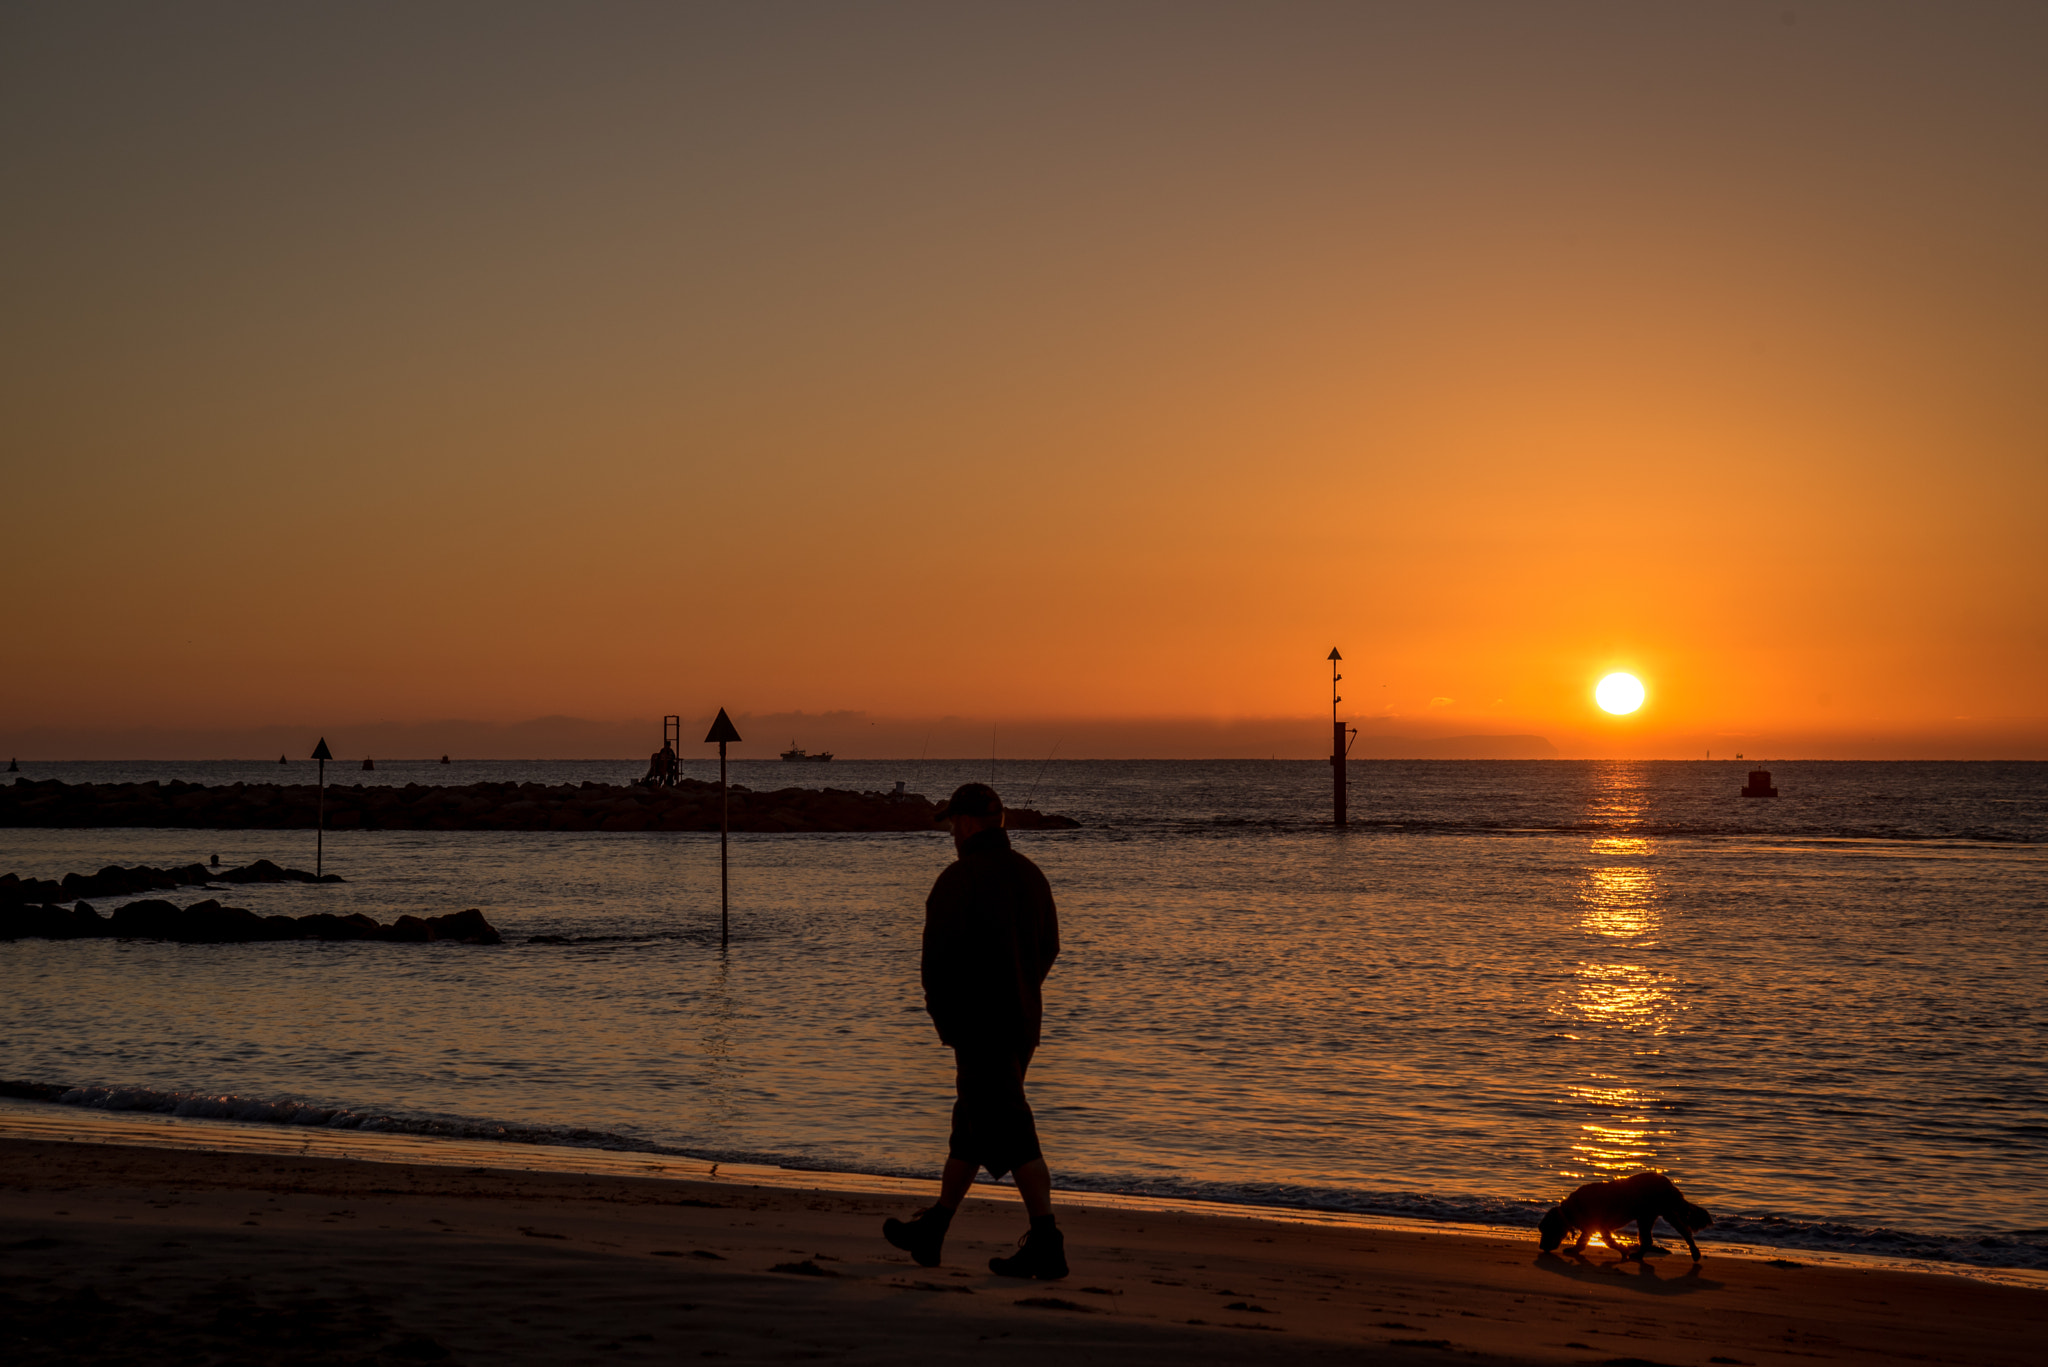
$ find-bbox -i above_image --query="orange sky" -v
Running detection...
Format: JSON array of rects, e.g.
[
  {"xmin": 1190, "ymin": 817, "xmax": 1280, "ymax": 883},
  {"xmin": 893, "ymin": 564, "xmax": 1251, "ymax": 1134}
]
[{"xmin": 3, "ymin": 3, "xmax": 2044, "ymax": 759}]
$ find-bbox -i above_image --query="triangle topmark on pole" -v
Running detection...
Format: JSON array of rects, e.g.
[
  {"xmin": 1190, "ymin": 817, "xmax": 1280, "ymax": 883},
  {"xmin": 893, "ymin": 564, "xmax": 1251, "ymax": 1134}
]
[
  {"xmin": 703, "ymin": 709, "xmax": 743, "ymax": 949},
  {"xmin": 310, "ymin": 736, "xmax": 333, "ymax": 876}
]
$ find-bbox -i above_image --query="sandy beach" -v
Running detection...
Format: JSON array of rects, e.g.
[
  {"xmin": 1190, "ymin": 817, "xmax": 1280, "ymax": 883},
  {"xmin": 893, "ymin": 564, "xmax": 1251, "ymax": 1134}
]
[{"xmin": 2, "ymin": 1110, "xmax": 2039, "ymax": 1366}]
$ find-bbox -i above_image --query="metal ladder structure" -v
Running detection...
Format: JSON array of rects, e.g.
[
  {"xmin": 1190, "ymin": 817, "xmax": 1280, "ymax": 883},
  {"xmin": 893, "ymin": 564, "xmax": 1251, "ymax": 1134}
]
[{"xmin": 656, "ymin": 715, "xmax": 682, "ymax": 786}]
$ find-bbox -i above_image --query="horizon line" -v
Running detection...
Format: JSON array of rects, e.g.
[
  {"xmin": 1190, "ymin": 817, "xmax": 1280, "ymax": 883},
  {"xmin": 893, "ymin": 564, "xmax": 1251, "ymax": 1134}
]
[{"xmin": 10, "ymin": 755, "xmax": 2046, "ymax": 766}]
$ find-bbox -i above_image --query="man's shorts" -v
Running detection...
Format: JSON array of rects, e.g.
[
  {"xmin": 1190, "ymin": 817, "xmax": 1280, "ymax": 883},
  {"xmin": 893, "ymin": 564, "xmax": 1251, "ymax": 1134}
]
[{"xmin": 948, "ymin": 1045, "xmax": 1041, "ymax": 1180}]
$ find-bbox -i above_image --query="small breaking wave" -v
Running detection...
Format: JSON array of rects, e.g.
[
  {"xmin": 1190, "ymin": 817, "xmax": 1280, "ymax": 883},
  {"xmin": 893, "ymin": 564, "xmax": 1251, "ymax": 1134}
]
[
  {"xmin": 1050, "ymin": 1171, "xmax": 2048, "ymax": 1272},
  {"xmin": 22, "ymin": 1081, "xmax": 658, "ymax": 1152},
  {"xmin": 7, "ymin": 1078, "xmax": 2041, "ymax": 1273}
]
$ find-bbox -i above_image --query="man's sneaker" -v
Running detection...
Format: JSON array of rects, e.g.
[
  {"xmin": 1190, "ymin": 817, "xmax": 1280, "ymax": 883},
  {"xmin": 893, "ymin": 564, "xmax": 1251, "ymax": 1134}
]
[
  {"xmin": 989, "ymin": 1225, "xmax": 1067, "ymax": 1280},
  {"xmin": 882, "ymin": 1207, "xmax": 950, "ymax": 1268}
]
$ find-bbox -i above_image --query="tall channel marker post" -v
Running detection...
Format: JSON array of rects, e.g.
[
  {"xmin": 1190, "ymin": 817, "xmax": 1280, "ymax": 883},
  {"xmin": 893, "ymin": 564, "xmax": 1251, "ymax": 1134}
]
[
  {"xmin": 704, "ymin": 708, "xmax": 743, "ymax": 948},
  {"xmin": 1328, "ymin": 649, "xmax": 1356, "ymax": 826},
  {"xmin": 310, "ymin": 737, "xmax": 333, "ymax": 875}
]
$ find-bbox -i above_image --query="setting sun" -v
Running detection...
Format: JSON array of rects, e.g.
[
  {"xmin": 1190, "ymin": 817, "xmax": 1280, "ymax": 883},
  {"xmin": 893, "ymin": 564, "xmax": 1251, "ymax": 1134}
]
[{"xmin": 1595, "ymin": 673, "xmax": 1646, "ymax": 716}]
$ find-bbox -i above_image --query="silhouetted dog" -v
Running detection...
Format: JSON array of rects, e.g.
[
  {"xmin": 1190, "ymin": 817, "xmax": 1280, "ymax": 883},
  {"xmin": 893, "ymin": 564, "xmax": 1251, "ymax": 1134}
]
[{"xmin": 1537, "ymin": 1172, "xmax": 1713, "ymax": 1261}]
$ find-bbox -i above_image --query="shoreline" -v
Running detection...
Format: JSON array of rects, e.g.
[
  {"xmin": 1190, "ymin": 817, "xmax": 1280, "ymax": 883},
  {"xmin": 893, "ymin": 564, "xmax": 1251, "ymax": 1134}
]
[
  {"xmin": 3, "ymin": 1115, "xmax": 2040, "ymax": 1366},
  {"xmin": 4, "ymin": 1097, "xmax": 2039, "ymax": 1294}
]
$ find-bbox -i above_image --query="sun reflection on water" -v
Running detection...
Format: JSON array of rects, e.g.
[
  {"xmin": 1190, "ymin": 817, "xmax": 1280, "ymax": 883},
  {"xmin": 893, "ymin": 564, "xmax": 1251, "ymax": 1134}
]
[
  {"xmin": 1581, "ymin": 868, "xmax": 1657, "ymax": 941},
  {"xmin": 1552, "ymin": 800, "xmax": 1686, "ymax": 1179},
  {"xmin": 1568, "ymin": 962, "xmax": 1676, "ymax": 1033},
  {"xmin": 1584, "ymin": 761, "xmax": 1651, "ymax": 826},
  {"xmin": 1562, "ymin": 835, "xmax": 1673, "ymax": 1034},
  {"xmin": 1564, "ymin": 1077, "xmax": 1665, "ymax": 1176}
]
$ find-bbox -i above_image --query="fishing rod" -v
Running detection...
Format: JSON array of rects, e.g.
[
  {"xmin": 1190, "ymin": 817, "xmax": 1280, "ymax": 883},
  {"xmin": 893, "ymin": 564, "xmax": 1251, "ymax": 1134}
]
[{"xmin": 1026, "ymin": 739, "xmax": 1061, "ymax": 807}]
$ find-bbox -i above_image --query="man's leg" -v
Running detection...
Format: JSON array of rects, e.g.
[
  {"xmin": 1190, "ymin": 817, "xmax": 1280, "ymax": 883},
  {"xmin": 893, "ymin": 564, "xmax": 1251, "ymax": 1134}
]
[
  {"xmin": 883, "ymin": 1058, "xmax": 984, "ymax": 1266},
  {"xmin": 1011, "ymin": 1157, "xmax": 1053, "ymax": 1219},
  {"xmin": 884, "ymin": 1161, "xmax": 964, "ymax": 1267},
  {"xmin": 987, "ymin": 1076, "xmax": 1065, "ymax": 1282},
  {"xmin": 988, "ymin": 1155, "xmax": 1066, "ymax": 1279},
  {"xmin": 937, "ymin": 1156, "xmax": 976, "ymax": 1210},
  {"xmin": 982, "ymin": 1047, "xmax": 1064, "ymax": 1277}
]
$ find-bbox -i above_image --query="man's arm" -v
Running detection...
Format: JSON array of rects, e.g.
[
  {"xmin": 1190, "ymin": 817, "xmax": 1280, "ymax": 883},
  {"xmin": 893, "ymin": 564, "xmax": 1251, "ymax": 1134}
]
[
  {"xmin": 1032, "ymin": 865, "xmax": 1059, "ymax": 982},
  {"xmin": 921, "ymin": 869, "xmax": 971, "ymax": 1044}
]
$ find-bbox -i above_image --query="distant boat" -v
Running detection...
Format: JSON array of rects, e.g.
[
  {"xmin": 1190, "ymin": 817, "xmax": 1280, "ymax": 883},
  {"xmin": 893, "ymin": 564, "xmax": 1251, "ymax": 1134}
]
[
  {"xmin": 440, "ymin": 755, "xmax": 451, "ymax": 765},
  {"xmin": 780, "ymin": 742, "xmax": 833, "ymax": 762},
  {"xmin": 1741, "ymin": 768, "xmax": 1778, "ymax": 798},
  {"xmin": 363, "ymin": 757, "xmax": 375, "ymax": 771}
]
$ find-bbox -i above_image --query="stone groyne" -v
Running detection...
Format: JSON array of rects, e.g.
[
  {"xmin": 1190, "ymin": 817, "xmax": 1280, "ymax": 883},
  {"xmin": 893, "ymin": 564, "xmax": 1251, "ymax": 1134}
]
[{"xmin": 0, "ymin": 778, "xmax": 1080, "ymax": 834}]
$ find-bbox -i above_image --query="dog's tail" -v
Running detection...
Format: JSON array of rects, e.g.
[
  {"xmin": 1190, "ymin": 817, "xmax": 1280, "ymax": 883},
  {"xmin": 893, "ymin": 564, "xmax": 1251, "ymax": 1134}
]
[{"xmin": 1537, "ymin": 1206, "xmax": 1569, "ymax": 1251}]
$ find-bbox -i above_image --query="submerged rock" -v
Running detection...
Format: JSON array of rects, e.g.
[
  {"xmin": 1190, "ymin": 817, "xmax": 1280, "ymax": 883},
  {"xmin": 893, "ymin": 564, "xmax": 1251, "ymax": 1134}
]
[
  {"xmin": 0, "ymin": 859, "xmax": 339, "ymax": 911},
  {"xmin": 0, "ymin": 896, "xmax": 501, "ymax": 945}
]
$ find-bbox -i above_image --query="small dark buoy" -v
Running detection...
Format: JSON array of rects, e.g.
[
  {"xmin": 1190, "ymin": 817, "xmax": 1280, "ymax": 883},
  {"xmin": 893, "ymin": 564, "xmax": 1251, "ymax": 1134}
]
[
  {"xmin": 210, "ymin": 853, "xmax": 220, "ymax": 867},
  {"xmin": 440, "ymin": 754, "xmax": 451, "ymax": 764},
  {"xmin": 6, "ymin": 757, "xmax": 16, "ymax": 772},
  {"xmin": 279, "ymin": 754, "xmax": 288, "ymax": 764},
  {"xmin": 363, "ymin": 757, "xmax": 375, "ymax": 771},
  {"xmin": 1741, "ymin": 768, "xmax": 1778, "ymax": 798}
]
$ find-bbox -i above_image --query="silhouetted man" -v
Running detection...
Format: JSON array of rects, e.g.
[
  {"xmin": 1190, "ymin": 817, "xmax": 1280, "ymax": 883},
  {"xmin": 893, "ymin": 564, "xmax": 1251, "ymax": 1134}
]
[
  {"xmin": 641, "ymin": 741, "xmax": 677, "ymax": 786},
  {"xmin": 883, "ymin": 782, "xmax": 1065, "ymax": 1279}
]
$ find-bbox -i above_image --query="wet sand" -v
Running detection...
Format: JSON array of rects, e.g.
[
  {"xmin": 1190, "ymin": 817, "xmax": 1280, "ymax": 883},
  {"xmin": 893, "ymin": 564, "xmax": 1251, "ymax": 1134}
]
[{"xmin": 3, "ymin": 1123, "xmax": 2041, "ymax": 1366}]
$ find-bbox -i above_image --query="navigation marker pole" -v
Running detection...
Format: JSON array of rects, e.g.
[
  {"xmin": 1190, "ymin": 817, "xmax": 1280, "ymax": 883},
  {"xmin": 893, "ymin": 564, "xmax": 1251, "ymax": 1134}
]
[
  {"xmin": 704, "ymin": 709, "xmax": 743, "ymax": 949},
  {"xmin": 1328, "ymin": 649, "xmax": 1355, "ymax": 827},
  {"xmin": 310, "ymin": 737, "xmax": 333, "ymax": 875}
]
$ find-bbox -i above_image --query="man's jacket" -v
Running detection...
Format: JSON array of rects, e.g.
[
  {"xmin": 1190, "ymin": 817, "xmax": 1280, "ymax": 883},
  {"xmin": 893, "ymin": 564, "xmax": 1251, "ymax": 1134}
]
[{"xmin": 921, "ymin": 826, "xmax": 1060, "ymax": 1050}]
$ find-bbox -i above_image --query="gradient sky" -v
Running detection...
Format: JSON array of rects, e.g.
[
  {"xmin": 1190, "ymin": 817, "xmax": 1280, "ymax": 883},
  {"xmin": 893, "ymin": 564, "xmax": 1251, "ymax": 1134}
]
[{"xmin": 4, "ymin": 2, "xmax": 2044, "ymax": 758}]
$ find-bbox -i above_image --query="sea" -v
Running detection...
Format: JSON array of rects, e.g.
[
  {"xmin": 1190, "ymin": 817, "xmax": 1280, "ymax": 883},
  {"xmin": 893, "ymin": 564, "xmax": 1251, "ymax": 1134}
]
[{"xmin": 3, "ymin": 757, "xmax": 2043, "ymax": 1271}]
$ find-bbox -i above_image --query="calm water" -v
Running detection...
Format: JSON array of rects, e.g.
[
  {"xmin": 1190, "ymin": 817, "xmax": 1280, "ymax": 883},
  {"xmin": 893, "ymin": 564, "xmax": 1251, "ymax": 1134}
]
[{"xmin": 3, "ymin": 760, "xmax": 2044, "ymax": 1268}]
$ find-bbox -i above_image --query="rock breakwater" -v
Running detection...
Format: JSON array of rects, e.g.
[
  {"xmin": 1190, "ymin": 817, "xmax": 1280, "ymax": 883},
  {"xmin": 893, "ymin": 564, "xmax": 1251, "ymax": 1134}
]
[{"xmin": 0, "ymin": 778, "xmax": 1080, "ymax": 834}]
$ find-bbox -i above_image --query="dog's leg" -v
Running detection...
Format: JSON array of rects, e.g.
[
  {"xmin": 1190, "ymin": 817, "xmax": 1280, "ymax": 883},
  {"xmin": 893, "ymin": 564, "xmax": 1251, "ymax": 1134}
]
[{"xmin": 1679, "ymin": 1221, "xmax": 1701, "ymax": 1261}]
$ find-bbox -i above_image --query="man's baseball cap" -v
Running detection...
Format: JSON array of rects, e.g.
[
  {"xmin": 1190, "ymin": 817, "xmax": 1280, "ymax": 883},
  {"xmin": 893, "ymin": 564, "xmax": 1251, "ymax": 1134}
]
[{"xmin": 937, "ymin": 782, "xmax": 1003, "ymax": 820}]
